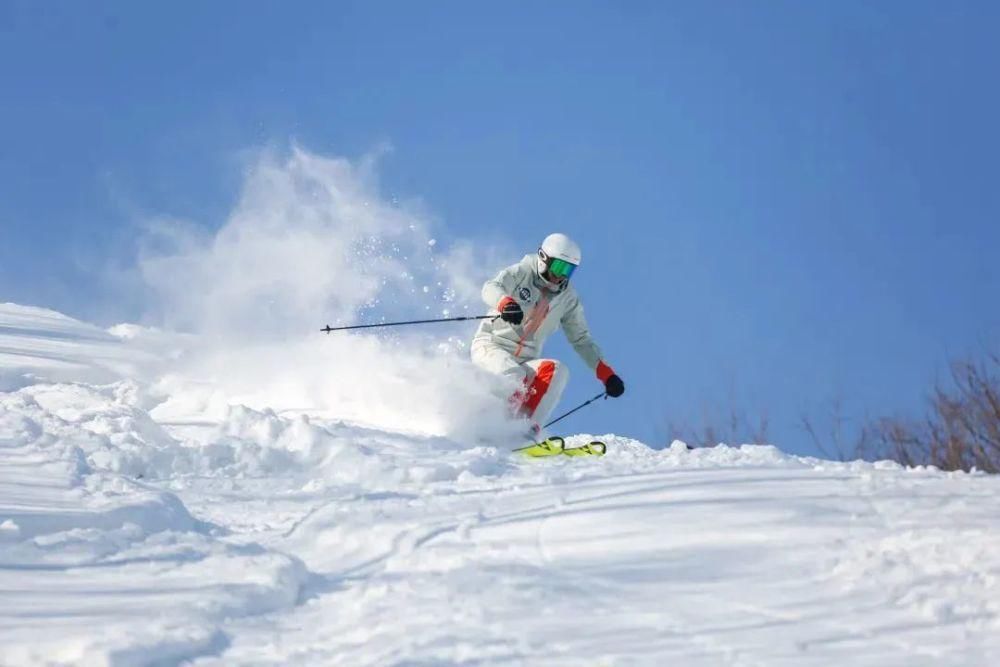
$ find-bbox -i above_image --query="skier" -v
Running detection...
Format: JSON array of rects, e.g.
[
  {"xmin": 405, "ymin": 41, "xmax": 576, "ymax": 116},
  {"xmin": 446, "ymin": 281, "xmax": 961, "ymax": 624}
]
[{"xmin": 471, "ymin": 233, "xmax": 625, "ymax": 432}]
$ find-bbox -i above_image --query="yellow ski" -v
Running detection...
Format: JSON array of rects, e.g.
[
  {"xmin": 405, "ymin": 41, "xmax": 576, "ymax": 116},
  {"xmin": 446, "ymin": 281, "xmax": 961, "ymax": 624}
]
[
  {"xmin": 514, "ymin": 437, "xmax": 606, "ymax": 458},
  {"xmin": 514, "ymin": 436, "xmax": 566, "ymax": 457},
  {"xmin": 563, "ymin": 441, "xmax": 607, "ymax": 456}
]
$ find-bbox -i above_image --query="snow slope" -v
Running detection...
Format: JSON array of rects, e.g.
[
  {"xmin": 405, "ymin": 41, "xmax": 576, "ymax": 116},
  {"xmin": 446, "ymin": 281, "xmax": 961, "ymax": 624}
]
[
  {"xmin": 0, "ymin": 304, "xmax": 164, "ymax": 391},
  {"xmin": 1, "ymin": 302, "xmax": 999, "ymax": 666}
]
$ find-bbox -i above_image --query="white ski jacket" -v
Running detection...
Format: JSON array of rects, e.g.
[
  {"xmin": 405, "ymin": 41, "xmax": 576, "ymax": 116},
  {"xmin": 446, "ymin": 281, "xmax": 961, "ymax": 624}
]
[{"xmin": 472, "ymin": 254, "xmax": 606, "ymax": 372}]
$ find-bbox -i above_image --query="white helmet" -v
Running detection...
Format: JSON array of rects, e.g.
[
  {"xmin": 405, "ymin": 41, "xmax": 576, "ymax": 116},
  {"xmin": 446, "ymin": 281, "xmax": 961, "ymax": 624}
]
[{"xmin": 537, "ymin": 233, "xmax": 581, "ymax": 286}]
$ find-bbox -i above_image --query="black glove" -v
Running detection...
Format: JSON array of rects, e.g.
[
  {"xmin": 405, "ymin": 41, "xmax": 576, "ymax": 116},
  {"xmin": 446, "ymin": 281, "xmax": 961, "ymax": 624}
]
[
  {"xmin": 499, "ymin": 298, "xmax": 524, "ymax": 325},
  {"xmin": 604, "ymin": 374, "xmax": 625, "ymax": 398}
]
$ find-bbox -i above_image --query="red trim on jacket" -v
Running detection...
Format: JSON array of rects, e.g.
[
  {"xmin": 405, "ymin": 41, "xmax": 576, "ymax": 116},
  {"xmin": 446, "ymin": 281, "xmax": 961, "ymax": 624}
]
[{"xmin": 596, "ymin": 360, "xmax": 615, "ymax": 383}]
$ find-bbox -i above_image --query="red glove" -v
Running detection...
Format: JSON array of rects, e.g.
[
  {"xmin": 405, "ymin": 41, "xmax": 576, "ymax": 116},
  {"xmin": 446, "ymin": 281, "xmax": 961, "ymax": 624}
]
[
  {"xmin": 498, "ymin": 296, "xmax": 524, "ymax": 325},
  {"xmin": 597, "ymin": 361, "xmax": 624, "ymax": 397}
]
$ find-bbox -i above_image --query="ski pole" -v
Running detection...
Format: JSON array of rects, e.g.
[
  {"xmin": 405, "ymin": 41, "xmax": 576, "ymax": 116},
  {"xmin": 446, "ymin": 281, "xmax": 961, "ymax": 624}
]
[
  {"xmin": 321, "ymin": 314, "xmax": 497, "ymax": 333},
  {"xmin": 544, "ymin": 392, "xmax": 607, "ymax": 429}
]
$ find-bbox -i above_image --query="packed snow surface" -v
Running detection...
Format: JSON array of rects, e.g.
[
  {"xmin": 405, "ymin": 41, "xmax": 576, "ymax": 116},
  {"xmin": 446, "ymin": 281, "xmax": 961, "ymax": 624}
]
[{"xmin": 1, "ymin": 302, "xmax": 999, "ymax": 666}]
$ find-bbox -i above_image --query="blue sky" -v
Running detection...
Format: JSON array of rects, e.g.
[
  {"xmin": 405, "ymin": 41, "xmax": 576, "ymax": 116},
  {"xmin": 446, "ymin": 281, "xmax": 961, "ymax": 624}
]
[{"xmin": 2, "ymin": 1, "xmax": 999, "ymax": 453}]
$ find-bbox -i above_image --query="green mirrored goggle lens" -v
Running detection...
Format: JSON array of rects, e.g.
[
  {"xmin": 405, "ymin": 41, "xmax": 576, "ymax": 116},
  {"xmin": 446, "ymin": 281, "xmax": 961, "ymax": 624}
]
[{"xmin": 548, "ymin": 258, "xmax": 577, "ymax": 278}]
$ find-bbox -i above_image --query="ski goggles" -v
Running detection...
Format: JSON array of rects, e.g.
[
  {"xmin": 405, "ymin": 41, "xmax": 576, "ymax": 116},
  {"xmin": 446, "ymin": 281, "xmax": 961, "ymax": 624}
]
[{"xmin": 547, "ymin": 257, "xmax": 577, "ymax": 279}]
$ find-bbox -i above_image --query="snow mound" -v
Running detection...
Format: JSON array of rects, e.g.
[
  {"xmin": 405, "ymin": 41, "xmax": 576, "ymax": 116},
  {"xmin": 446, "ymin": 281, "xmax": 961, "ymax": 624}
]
[
  {"xmin": 0, "ymin": 379, "xmax": 307, "ymax": 666},
  {"xmin": 0, "ymin": 378, "xmax": 509, "ymax": 491}
]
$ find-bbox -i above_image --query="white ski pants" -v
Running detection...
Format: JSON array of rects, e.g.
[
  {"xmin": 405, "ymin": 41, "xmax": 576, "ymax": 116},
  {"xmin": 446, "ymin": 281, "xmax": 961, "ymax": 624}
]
[{"xmin": 470, "ymin": 340, "xmax": 570, "ymax": 426}]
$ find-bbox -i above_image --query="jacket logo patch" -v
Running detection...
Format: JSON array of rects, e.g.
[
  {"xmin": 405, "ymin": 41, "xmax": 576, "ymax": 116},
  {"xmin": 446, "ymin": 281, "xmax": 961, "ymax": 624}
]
[{"xmin": 518, "ymin": 287, "xmax": 532, "ymax": 302}]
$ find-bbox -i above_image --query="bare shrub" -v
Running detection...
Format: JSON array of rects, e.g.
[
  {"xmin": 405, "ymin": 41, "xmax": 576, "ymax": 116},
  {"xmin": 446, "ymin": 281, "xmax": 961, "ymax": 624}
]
[
  {"xmin": 668, "ymin": 404, "xmax": 770, "ymax": 449},
  {"xmin": 860, "ymin": 354, "xmax": 1000, "ymax": 473},
  {"xmin": 678, "ymin": 352, "xmax": 1000, "ymax": 473},
  {"xmin": 799, "ymin": 397, "xmax": 857, "ymax": 462}
]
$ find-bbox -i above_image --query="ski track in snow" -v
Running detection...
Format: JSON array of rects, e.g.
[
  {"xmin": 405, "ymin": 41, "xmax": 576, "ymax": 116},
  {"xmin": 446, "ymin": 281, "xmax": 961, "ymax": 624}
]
[{"xmin": 1, "ymin": 302, "xmax": 999, "ymax": 666}]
